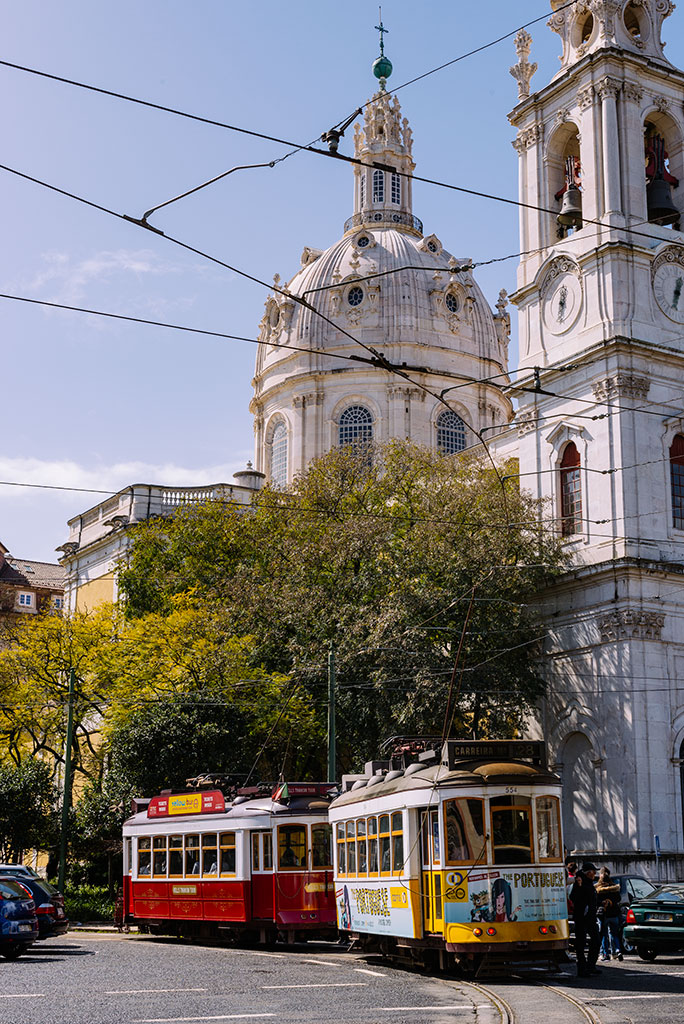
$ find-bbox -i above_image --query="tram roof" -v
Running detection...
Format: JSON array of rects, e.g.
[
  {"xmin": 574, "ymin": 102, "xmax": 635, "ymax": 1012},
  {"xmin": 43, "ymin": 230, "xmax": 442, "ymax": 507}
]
[
  {"xmin": 329, "ymin": 758, "xmax": 561, "ymax": 810},
  {"xmin": 122, "ymin": 793, "xmax": 331, "ymax": 829}
]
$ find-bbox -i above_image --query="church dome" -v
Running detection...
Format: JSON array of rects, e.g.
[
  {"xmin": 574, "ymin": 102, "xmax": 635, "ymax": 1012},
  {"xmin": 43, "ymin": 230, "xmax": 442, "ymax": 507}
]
[{"xmin": 250, "ymin": 71, "xmax": 512, "ymax": 486}]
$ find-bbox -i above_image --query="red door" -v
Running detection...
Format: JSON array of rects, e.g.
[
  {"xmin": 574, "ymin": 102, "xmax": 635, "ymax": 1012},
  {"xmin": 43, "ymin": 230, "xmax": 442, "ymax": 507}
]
[{"xmin": 250, "ymin": 830, "xmax": 275, "ymax": 921}]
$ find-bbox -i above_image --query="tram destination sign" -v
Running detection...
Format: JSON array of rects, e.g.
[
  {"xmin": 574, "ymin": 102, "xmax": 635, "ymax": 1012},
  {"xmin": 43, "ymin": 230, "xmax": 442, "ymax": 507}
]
[
  {"xmin": 443, "ymin": 740, "xmax": 546, "ymax": 767},
  {"xmin": 147, "ymin": 790, "xmax": 226, "ymax": 818}
]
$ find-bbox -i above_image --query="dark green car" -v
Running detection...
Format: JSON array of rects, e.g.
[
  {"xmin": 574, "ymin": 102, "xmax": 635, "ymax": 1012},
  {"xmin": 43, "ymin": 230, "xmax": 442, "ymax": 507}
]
[{"xmin": 623, "ymin": 883, "xmax": 684, "ymax": 961}]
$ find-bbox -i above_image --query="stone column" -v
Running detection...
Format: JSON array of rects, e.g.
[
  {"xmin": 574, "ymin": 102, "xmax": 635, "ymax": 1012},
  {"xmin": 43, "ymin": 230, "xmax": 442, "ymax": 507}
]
[
  {"xmin": 597, "ymin": 77, "xmax": 623, "ymax": 221},
  {"xmin": 622, "ymin": 82, "xmax": 646, "ymax": 224},
  {"xmin": 291, "ymin": 396, "xmax": 305, "ymax": 479}
]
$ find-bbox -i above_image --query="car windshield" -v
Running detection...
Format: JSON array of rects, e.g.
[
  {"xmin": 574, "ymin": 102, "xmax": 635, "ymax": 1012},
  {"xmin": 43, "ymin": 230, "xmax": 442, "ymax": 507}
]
[
  {"xmin": 0, "ymin": 878, "xmax": 29, "ymax": 899},
  {"xmin": 0, "ymin": 864, "xmax": 40, "ymax": 879}
]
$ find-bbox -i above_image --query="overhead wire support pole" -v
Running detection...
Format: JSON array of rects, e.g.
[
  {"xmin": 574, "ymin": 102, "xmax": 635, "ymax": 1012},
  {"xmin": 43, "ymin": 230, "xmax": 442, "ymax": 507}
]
[
  {"xmin": 327, "ymin": 641, "xmax": 336, "ymax": 784},
  {"xmin": 58, "ymin": 667, "xmax": 76, "ymax": 893}
]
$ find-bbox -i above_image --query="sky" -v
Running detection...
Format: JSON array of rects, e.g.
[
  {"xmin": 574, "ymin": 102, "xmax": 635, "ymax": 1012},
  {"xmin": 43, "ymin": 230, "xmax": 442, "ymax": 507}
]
[{"xmin": 4, "ymin": 1, "xmax": 684, "ymax": 562}]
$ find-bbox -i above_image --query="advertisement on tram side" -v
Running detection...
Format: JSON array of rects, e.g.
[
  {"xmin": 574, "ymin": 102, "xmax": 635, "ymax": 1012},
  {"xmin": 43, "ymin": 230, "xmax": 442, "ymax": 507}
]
[
  {"xmin": 443, "ymin": 867, "xmax": 567, "ymax": 925},
  {"xmin": 336, "ymin": 879, "xmax": 418, "ymax": 938}
]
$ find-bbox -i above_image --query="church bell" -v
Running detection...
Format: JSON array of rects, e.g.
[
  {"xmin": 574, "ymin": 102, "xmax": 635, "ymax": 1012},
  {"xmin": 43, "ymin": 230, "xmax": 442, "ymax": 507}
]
[
  {"xmin": 646, "ymin": 134, "xmax": 679, "ymax": 226},
  {"xmin": 557, "ymin": 156, "xmax": 583, "ymax": 229}
]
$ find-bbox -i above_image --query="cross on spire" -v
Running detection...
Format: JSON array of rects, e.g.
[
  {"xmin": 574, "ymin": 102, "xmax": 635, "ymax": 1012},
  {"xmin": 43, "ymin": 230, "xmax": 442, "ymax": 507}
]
[{"xmin": 375, "ymin": 7, "xmax": 389, "ymax": 55}]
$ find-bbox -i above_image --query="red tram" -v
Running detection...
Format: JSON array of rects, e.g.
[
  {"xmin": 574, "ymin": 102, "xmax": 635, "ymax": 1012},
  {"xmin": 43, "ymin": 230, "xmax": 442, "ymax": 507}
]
[{"xmin": 120, "ymin": 781, "xmax": 337, "ymax": 943}]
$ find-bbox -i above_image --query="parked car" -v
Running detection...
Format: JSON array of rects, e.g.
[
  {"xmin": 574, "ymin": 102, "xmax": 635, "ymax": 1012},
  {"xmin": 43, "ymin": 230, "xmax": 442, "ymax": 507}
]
[
  {"xmin": 1, "ymin": 875, "xmax": 69, "ymax": 939},
  {"xmin": 623, "ymin": 883, "xmax": 684, "ymax": 960},
  {"xmin": 604, "ymin": 874, "xmax": 658, "ymax": 954},
  {"xmin": 0, "ymin": 877, "xmax": 39, "ymax": 959}
]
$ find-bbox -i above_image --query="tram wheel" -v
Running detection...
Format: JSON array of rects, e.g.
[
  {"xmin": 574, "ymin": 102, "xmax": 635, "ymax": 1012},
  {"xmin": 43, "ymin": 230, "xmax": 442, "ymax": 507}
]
[{"xmin": 637, "ymin": 946, "xmax": 658, "ymax": 962}]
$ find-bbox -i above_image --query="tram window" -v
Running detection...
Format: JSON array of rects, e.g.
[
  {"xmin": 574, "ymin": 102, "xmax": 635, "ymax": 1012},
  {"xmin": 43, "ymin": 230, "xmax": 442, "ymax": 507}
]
[
  {"xmin": 430, "ymin": 810, "xmax": 441, "ymax": 864},
  {"xmin": 312, "ymin": 823, "xmax": 333, "ymax": 869},
  {"xmin": 356, "ymin": 820, "xmax": 367, "ymax": 875},
  {"xmin": 535, "ymin": 797, "xmax": 562, "ymax": 861},
  {"xmin": 391, "ymin": 813, "xmax": 404, "ymax": 873},
  {"xmin": 346, "ymin": 821, "xmax": 357, "ymax": 875},
  {"xmin": 202, "ymin": 834, "xmax": 218, "ymax": 875},
  {"xmin": 434, "ymin": 873, "xmax": 443, "ymax": 920},
  {"xmin": 368, "ymin": 817, "xmax": 379, "ymax": 875},
  {"xmin": 263, "ymin": 833, "xmax": 273, "ymax": 870},
  {"xmin": 491, "ymin": 804, "xmax": 532, "ymax": 865},
  {"xmin": 279, "ymin": 824, "xmax": 306, "ymax": 869},
  {"xmin": 125, "ymin": 838, "xmax": 132, "ymax": 875},
  {"xmin": 169, "ymin": 835, "xmax": 183, "ymax": 876},
  {"xmin": 185, "ymin": 834, "xmax": 200, "ymax": 875},
  {"xmin": 138, "ymin": 837, "xmax": 151, "ymax": 876},
  {"xmin": 336, "ymin": 823, "xmax": 347, "ymax": 875},
  {"xmin": 444, "ymin": 798, "xmax": 486, "ymax": 865},
  {"xmin": 153, "ymin": 836, "xmax": 167, "ymax": 877},
  {"xmin": 252, "ymin": 833, "xmax": 260, "ymax": 872},
  {"xmin": 219, "ymin": 832, "xmax": 236, "ymax": 875},
  {"xmin": 379, "ymin": 815, "xmax": 391, "ymax": 874}
]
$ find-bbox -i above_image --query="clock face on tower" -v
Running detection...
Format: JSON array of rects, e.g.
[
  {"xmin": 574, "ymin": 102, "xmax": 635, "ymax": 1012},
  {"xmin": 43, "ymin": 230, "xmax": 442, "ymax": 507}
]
[
  {"xmin": 542, "ymin": 271, "xmax": 582, "ymax": 335},
  {"xmin": 653, "ymin": 261, "xmax": 684, "ymax": 324}
]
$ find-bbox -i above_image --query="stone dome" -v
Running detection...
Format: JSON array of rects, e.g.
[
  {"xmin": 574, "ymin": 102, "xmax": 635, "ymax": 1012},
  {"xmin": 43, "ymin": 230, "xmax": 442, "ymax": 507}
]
[{"xmin": 250, "ymin": 84, "xmax": 513, "ymax": 486}]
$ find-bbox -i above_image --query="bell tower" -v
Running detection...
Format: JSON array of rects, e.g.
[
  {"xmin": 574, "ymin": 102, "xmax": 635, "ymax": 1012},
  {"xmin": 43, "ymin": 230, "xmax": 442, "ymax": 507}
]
[{"xmin": 507, "ymin": 1, "xmax": 684, "ymax": 873}]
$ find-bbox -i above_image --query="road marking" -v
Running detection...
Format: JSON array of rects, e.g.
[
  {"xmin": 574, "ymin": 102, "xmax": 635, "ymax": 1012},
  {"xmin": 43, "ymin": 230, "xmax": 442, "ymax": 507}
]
[
  {"xmin": 303, "ymin": 959, "xmax": 345, "ymax": 967},
  {"xmin": 590, "ymin": 994, "xmax": 684, "ymax": 1001},
  {"xmin": 354, "ymin": 968, "xmax": 387, "ymax": 977},
  {"xmin": 107, "ymin": 988, "xmax": 208, "ymax": 995},
  {"xmin": 135, "ymin": 1016, "xmax": 276, "ymax": 1023},
  {"xmin": 261, "ymin": 982, "xmax": 367, "ymax": 989},
  {"xmin": 230, "ymin": 951, "xmax": 288, "ymax": 959},
  {"xmin": 0, "ymin": 995, "xmax": 45, "ymax": 999},
  {"xmin": 375, "ymin": 1006, "xmax": 472, "ymax": 1012}
]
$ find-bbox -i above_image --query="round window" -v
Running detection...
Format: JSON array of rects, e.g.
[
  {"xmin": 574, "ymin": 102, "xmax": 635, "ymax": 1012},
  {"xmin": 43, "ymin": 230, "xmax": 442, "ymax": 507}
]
[
  {"xmin": 445, "ymin": 291, "xmax": 460, "ymax": 314},
  {"xmin": 357, "ymin": 236, "xmax": 370, "ymax": 248},
  {"xmin": 348, "ymin": 286, "xmax": 364, "ymax": 307},
  {"xmin": 427, "ymin": 241, "xmax": 438, "ymax": 253}
]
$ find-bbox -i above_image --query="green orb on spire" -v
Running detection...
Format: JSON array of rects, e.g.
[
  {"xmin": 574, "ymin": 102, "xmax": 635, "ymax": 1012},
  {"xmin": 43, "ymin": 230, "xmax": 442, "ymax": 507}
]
[{"xmin": 372, "ymin": 53, "xmax": 393, "ymax": 81}]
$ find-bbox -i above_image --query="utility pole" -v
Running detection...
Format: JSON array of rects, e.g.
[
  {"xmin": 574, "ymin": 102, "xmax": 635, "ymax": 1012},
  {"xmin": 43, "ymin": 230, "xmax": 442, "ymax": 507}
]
[
  {"xmin": 327, "ymin": 641, "xmax": 336, "ymax": 783},
  {"xmin": 58, "ymin": 668, "xmax": 76, "ymax": 893}
]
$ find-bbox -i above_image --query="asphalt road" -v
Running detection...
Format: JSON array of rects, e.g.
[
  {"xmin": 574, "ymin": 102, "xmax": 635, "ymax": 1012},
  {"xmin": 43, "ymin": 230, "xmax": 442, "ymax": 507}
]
[{"xmin": 0, "ymin": 934, "xmax": 682, "ymax": 1024}]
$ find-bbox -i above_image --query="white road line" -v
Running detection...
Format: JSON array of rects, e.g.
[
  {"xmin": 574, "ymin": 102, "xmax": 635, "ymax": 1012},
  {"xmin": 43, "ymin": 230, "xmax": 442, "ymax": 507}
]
[
  {"xmin": 590, "ymin": 994, "xmax": 684, "ymax": 1001},
  {"xmin": 303, "ymin": 959, "xmax": 345, "ymax": 967},
  {"xmin": 135, "ymin": 1015, "xmax": 276, "ymax": 1023},
  {"xmin": 375, "ymin": 1006, "xmax": 473, "ymax": 1012},
  {"xmin": 354, "ymin": 968, "xmax": 387, "ymax": 977},
  {"xmin": 229, "ymin": 951, "xmax": 288, "ymax": 959},
  {"xmin": 261, "ymin": 982, "xmax": 367, "ymax": 989},
  {"xmin": 0, "ymin": 995, "xmax": 45, "ymax": 999},
  {"xmin": 107, "ymin": 988, "xmax": 208, "ymax": 995}
]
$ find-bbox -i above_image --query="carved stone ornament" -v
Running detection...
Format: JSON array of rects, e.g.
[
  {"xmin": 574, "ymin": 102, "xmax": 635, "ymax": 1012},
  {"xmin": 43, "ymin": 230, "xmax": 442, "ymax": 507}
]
[
  {"xmin": 300, "ymin": 247, "xmax": 323, "ymax": 267},
  {"xmin": 329, "ymin": 274, "xmax": 381, "ymax": 328},
  {"xmin": 510, "ymin": 28, "xmax": 538, "ymax": 101},
  {"xmin": 652, "ymin": 244, "xmax": 684, "ymax": 278},
  {"xmin": 430, "ymin": 282, "xmax": 468, "ymax": 334},
  {"xmin": 541, "ymin": 255, "xmax": 581, "ymax": 294},
  {"xmin": 577, "ymin": 86, "xmax": 595, "ymax": 110},
  {"xmin": 653, "ymin": 94, "xmax": 670, "ymax": 112},
  {"xmin": 516, "ymin": 410, "xmax": 539, "ymax": 436},
  {"xmin": 494, "ymin": 289, "xmax": 511, "ymax": 353},
  {"xmin": 513, "ymin": 123, "xmax": 544, "ymax": 152},
  {"xmin": 592, "ymin": 374, "xmax": 650, "ymax": 400},
  {"xmin": 598, "ymin": 609, "xmax": 665, "ymax": 642},
  {"xmin": 623, "ymin": 82, "xmax": 644, "ymax": 104},
  {"xmin": 596, "ymin": 76, "xmax": 622, "ymax": 101}
]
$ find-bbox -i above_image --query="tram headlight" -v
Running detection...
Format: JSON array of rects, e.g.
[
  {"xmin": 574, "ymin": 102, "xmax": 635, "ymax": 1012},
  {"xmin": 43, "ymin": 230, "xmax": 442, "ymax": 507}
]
[
  {"xmin": 549, "ymin": 924, "xmax": 557, "ymax": 934},
  {"xmin": 472, "ymin": 927, "xmax": 483, "ymax": 936},
  {"xmin": 486, "ymin": 927, "xmax": 497, "ymax": 936}
]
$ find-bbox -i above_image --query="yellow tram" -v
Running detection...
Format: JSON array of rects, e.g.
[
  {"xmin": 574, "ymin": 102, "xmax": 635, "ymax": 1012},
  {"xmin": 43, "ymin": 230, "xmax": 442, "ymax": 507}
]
[{"xmin": 328, "ymin": 739, "xmax": 568, "ymax": 974}]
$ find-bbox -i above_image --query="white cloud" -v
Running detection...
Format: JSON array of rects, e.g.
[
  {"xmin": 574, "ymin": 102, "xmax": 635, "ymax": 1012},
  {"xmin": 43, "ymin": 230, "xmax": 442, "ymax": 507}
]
[
  {"xmin": 0, "ymin": 455, "xmax": 254, "ymax": 503},
  {"xmin": 21, "ymin": 248, "xmax": 187, "ymax": 306}
]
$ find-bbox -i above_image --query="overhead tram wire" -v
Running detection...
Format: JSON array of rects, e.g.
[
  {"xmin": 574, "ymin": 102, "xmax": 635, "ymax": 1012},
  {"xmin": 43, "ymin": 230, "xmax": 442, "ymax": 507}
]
[{"xmin": 0, "ymin": 161, "xmax": 510, "ymax": 514}]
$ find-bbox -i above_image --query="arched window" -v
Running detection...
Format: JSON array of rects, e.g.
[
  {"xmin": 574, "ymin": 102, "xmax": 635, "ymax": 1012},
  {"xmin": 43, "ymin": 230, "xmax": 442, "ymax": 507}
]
[
  {"xmin": 680, "ymin": 738, "xmax": 684, "ymax": 841},
  {"xmin": 436, "ymin": 410, "xmax": 466, "ymax": 455},
  {"xmin": 270, "ymin": 422, "xmax": 288, "ymax": 488},
  {"xmin": 670, "ymin": 434, "xmax": 684, "ymax": 529},
  {"xmin": 360, "ymin": 173, "xmax": 366, "ymax": 209},
  {"xmin": 560, "ymin": 441, "xmax": 582, "ymax": 536},
  {"xmin": 391, "ymin": 172, "xmax": 401, "ymax": 205},
  {"xmin": 339, "ymin": 405, "xmax": 373, "ymax": 448},
  {"xmin": 372, "ymin": 169, "xmax": 384, "ymax": 204}
]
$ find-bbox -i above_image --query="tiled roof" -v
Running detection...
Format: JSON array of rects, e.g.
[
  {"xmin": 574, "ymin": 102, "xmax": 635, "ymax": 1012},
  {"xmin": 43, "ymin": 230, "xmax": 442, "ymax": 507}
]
[{"xmin": 0, "ymin": 557, "xmax": 65, "ymax": 592}]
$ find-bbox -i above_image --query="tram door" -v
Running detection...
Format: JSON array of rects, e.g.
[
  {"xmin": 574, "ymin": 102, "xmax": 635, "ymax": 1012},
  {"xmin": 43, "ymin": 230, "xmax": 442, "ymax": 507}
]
[
  {"xmin": 250, "ymin": 830, "xmax": 274, "ymax": 920},
  {"xmin": 419, "ymin": 807, "xmax": 443, "ymax": 935}
]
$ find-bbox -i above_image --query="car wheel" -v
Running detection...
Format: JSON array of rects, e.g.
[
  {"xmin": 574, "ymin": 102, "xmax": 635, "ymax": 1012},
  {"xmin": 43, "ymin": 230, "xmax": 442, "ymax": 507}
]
[
  {"xmin": 637, "ymin": 946, "xmax": 658, "ymax": 962},
  {"xmin": 1, "ymin": 946, "xmax": 23, "ymax": 960},
  {"xmin": 621, "ymin": 933, "xmax": 635, "ymax": 955}
]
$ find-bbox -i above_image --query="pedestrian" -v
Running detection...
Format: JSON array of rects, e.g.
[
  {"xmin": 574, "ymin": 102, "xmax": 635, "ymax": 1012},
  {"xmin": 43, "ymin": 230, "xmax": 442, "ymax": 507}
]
[
  {"xmin": 595, "ymin": 866, "xmax": 623, "ymax": 961},
  {"xmin": 570, "ymin": 861, "xmax": 600, "ymax": 977}
]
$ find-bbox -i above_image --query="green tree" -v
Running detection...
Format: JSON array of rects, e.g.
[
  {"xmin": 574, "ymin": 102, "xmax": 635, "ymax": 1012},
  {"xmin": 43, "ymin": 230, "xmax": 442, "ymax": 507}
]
[
  {"xmin": 119, "ymin": 442, "xmax": 566, "ymax": 771},
  {"xmin": 0, "ymin": 760, "xmax": 57, "ymax": 861}
]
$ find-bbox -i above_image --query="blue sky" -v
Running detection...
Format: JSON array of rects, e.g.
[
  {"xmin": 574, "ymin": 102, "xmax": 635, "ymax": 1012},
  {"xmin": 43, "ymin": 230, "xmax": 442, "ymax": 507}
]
[{"xmin": 4, "ymin": 1, "xmax": 684, "ymax": 562}]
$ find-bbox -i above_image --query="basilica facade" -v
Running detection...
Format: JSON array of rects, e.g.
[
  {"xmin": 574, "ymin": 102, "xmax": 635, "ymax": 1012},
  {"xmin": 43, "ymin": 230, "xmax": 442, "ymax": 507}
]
[{"xmin": 249, "ymin": 0, "xmax": 684, "ymax": 876}]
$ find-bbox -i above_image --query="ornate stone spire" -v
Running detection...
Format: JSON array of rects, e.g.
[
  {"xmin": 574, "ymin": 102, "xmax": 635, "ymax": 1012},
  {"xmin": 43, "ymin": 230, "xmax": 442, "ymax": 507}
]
[
  {"xmin": 548, "ymin": 0, "xmax": 675, "ymax": 71},
  {"xmin": 510, "ymin": 28, "xmax": 538, "ymax": 100}
]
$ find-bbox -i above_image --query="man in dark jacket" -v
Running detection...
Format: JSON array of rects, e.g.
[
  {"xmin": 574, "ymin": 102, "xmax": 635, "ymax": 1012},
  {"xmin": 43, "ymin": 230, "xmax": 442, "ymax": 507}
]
[{"xmin": 570, "ymin": 861, "xmax": 600, "ymax": 977}]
